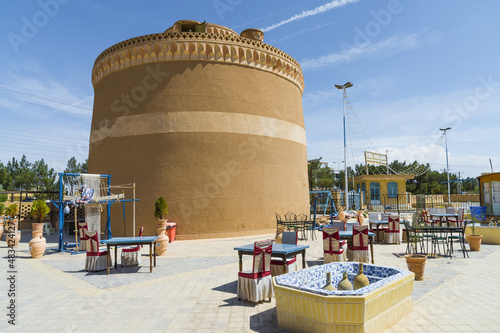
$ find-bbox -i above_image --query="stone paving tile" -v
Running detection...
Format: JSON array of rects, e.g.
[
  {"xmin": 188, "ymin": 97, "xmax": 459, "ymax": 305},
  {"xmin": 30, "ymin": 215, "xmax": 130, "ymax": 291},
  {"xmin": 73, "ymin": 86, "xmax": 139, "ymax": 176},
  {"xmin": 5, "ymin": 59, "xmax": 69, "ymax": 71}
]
[{"xmin": 1, "ymin": 230, "xmax": 500, "ymax": 332}]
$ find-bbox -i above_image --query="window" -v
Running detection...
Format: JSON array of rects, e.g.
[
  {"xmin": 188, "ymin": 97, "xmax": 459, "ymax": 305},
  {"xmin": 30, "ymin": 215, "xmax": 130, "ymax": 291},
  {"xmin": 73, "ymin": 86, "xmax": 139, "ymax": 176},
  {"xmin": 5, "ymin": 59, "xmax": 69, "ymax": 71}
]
[
  {"xmin": 356, "ymin": 183, "xmax": 360, "ymax": 193},
  {"xmin": 370, "ymin": 182, "xmax": 380, "ymax": 200},
  {"xmin": 387, "ymin": 182, "xmax": 398, "ymax": 198},
  {"xmin": 362, "ymin": 183, "xmax": 366, "ymax": 193}
]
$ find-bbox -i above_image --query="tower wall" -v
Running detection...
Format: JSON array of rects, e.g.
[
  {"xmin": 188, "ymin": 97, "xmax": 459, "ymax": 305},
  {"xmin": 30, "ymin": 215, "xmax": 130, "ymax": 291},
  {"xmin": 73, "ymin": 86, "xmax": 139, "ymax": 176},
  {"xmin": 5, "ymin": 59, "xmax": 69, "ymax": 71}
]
[{"xmin": 89, "ymin": 24, "xmax": 309, "ymax": 239}]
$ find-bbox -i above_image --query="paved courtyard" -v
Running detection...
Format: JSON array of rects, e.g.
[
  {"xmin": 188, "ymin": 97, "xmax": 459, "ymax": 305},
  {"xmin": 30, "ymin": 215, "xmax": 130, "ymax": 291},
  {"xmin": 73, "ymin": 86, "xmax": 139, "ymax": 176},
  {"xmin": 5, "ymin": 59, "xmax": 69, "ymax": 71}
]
[{"xmin": 1, "ymin": 228, "xmax": 500, "ymax": 332}]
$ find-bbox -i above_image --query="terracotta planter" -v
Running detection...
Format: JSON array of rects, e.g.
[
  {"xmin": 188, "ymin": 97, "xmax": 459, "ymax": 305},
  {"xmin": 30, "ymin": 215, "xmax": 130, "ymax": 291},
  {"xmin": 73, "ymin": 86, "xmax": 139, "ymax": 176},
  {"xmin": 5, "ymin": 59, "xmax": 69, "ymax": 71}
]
[
  {"xmin": 404, "ymin": 254, "xmax": 426, "ymax": 281},
  {"xmin": 6, "ymin": 231, "xmax": 21, "ymax": 247},
  {"xmin": 6, "ymin": 218, "xmax": 19, "ymax": 233},
  {"xmin": 156, "ymin": 219, "xmax": 168, "ymax": 230},
  {"xmin": 156, "ymin": 228, "xmax": 169, "ymax": 256},
  {"xmin": 32, "ymin": 222, "xmax": 44, "ymax": 233},
  {"xmin": 466, "ymin": 234, "xmax": 482, "ymax": 251},
  {"xmin": 29, "ymin": 232, "xmax": 46, "ymax": 258},
  {"xmin": 357, "ymin": 211, "xmax": 364, "ymax": 224},
  {"xmin": 275, "ymin": 226, "xmax": 287, "ymax": 244}
]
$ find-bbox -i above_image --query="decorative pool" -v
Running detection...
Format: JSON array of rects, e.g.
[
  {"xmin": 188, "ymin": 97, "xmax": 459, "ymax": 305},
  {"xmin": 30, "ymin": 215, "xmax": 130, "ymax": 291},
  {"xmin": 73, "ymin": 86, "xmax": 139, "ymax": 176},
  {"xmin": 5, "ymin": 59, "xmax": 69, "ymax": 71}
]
[{"xmin": 273, "ymin": 262, "xmax": 414, "ymax": 333}]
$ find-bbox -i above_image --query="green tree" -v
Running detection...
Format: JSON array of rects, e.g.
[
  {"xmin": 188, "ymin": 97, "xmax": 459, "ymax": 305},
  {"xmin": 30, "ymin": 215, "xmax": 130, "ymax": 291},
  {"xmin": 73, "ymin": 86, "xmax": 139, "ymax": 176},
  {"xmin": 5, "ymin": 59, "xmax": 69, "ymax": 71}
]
[
  {"xmin": 308, "ymin": 158, "xmax": 336, "ymax": 190},
  {"xmin": 32, "ymin": 159, "xmax": 57, "ymax": 192},
  {"xmin": 0, "ymin": 162, "xmax": 13, "ymax": 190},
  {"xmin": 7, "ymin": 155, "xmax": 34, "ymax": 190},
  {"xmin": 65, "ymin": 157, "xmax": 88, "ymax": 174},
  {"xmin": 0, "ymin": 184, "xmax": 7, "ymax": 202}
]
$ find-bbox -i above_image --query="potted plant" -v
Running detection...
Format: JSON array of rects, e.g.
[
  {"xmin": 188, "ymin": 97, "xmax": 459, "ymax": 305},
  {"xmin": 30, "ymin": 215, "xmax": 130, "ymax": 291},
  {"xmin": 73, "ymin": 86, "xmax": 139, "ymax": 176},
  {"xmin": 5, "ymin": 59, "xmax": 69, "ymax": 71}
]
[
  {"xmin": 154, "ymin": 196, "xmax": 170, "ymax": 255},
  {"xmin": 465, "ymin": 207, "xmax": 483, "ymax": 251},
  {"xmin": 28, "ymin": 199, "xmax": 49, "ymax": 258},
  {"xmin": 404, "ymin": 212, "xmax": 426, "ymax": 280},
  {"xmin": 30, "ymin": 199, "xmax": 50, "ymax": 230},
  {"xmin": 5, "ymin": 204, "xmax": 20, "ymax": 247},
  {"xmin": 154, "ymin": 196, "xmax": 169, "ymax": 228}
]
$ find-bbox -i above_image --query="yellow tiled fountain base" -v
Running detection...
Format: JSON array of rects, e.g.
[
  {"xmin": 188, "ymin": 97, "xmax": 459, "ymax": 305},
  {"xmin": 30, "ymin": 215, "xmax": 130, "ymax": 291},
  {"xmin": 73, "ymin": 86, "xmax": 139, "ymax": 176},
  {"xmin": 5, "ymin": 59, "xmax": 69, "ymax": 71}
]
[{"xmin": 274, "ymin": 274, "xmax": 414, "ymax": 333}]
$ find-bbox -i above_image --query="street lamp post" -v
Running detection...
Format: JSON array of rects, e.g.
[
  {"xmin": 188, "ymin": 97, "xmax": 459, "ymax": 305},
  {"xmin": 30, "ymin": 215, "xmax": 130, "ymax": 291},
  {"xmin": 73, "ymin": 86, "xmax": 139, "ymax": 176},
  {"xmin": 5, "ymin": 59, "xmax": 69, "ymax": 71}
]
[
  {"xmin": 386, "ymin": 149, "xmax": 391, "ymax": 175},
  {"xmin": 440, "ymin": 127, "xmax": 452, "ymax": 203},
  {"xmin": 335, "ymin": 82, "xmax": 353, "ymax": 210}
]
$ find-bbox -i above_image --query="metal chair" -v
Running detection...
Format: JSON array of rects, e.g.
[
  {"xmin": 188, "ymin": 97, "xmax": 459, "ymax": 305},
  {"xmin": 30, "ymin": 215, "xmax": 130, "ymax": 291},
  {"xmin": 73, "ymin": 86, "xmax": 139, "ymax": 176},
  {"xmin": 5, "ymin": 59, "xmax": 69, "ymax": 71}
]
[
  {"xmin": 295, "ymin": 213, "xmax": 309, "ymax": 240},
  {"xmin": 448, "ymin": 222, "xmax": 469, "ymax": 258}
]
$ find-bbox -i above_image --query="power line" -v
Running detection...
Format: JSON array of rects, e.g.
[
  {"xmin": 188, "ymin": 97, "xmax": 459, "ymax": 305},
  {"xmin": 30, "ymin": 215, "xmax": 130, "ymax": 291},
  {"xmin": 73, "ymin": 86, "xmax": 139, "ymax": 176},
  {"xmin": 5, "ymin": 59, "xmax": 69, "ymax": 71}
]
[
  {"xmin": 0, "ymin": 95, "xmax": 91, "ymax": 118},
  {"xmin": 0, "ymin": 87, "xmax": 92, "ymax": 111}
]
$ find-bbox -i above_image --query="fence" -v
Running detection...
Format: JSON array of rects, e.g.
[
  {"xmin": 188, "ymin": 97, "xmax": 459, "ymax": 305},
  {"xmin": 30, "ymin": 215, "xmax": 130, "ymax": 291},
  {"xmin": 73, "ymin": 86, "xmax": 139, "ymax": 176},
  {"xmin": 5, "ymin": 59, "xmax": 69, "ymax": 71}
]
[
  {"xmin": 365, "ymin": 193, "xmax": 480, "ymax": 213},
  {"xmin": 312, "ymin": 191, "xmax": 480, "ymax": 214}
]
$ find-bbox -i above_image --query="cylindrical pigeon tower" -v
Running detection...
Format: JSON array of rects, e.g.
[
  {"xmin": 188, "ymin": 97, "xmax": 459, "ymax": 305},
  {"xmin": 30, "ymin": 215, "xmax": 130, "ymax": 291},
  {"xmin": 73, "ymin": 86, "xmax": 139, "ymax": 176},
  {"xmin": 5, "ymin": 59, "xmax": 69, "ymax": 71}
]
[{"xmin": 89, "ymin": 20, "xmax": 308, "ymax": 239}]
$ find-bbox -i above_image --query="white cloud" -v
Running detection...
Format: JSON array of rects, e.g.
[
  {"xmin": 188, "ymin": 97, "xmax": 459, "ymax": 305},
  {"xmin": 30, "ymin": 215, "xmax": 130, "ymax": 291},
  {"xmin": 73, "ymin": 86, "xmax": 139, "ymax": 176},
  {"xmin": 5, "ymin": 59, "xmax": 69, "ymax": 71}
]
[
  {"xmin": 0, "ymin": 65, "xmax": 92, "ymax": 170},
  {"xmin": 260, "ymin": 0, "xmax": 360, "ymax": 32},
  {"xmin": 301, "ymin": 32, "xmax": 426, "ymax": 70}
]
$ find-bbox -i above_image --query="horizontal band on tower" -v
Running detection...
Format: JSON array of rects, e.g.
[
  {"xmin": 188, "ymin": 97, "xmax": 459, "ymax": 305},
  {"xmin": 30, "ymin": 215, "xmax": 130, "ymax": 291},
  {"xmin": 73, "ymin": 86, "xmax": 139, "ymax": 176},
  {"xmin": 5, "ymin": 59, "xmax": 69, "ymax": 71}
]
[{"xmin": 90, "ymin": 111, "xmax": 307, "ymax": 146}]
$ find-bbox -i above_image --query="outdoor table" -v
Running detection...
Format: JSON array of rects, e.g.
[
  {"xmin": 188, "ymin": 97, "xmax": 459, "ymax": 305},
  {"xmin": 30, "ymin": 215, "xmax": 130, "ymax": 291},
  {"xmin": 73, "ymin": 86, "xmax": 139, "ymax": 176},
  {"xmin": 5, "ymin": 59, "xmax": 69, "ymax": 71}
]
[
  {"xmin": 101, "ymin": 236, "xmax": 158, "ymax": 275},
  {"xmin": 368, "ymin": 220, "xmax": 405, "ymax": 243},
  {"xmin": 429, "ymin": 213, "xmax": 458, "ymax": 226},
  {"xmin": 406, "ymin": 226, "xmax": 467, "ymax": 258},
  {"xmin": 339, "ymin": 230, "xmax": 376, "ymax": 264},
  {"xmin": 234, "ymin": 243, "xmax": 309, "ymax": 273}
]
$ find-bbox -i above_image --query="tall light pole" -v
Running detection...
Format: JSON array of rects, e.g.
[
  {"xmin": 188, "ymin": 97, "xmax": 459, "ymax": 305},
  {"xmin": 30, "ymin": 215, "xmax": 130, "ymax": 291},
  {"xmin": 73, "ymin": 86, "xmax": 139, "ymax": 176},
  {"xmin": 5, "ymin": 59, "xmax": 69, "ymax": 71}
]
[
  {"xmin": 335, "ymin": 82, "xmax": 353, "ymax": 210},
  {"xmin": 386, "ymin": 149, "xmax": 392, "ymax": 175},
  {"xmin": 440, "ymin": 127, "xmax": 451, "ymax": 203}
]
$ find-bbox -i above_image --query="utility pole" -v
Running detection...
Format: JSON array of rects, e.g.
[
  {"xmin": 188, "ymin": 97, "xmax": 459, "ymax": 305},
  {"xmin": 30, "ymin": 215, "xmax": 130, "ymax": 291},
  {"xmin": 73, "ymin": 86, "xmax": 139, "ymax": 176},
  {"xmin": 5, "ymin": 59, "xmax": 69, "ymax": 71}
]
[
  {"xmin": 440, "ymin": 127, "xmax": 452, "ymax": 203},
  {"xmin": 458, "ymin": 171, "xmax": 461, "ymax": 194},
  {"xmin": 386, "ymin": 149, "xmax": 391, "ymax": 175},
  {"xmin": 335, "ymin": 82, "xmax": 353, "ymax": 210}
]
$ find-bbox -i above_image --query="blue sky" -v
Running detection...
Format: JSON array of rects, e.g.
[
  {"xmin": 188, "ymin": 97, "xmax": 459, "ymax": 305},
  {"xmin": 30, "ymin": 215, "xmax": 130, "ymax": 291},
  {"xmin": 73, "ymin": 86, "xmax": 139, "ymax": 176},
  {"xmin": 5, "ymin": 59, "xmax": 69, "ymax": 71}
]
[{"xmin": 1, "ymin": 0, "xmax": 499, "ymax": 179}]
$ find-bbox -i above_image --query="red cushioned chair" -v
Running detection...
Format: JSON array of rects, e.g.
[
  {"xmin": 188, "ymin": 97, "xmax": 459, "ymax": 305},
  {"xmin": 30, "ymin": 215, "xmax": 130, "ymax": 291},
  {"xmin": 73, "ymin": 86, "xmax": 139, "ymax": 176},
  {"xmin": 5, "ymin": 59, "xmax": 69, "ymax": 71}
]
[
  {"xmin": 384, "ymin": 216, "xmax": 401, "ymax": 244},
  {"xmin": 84, "ymin": 230, "xmax": 110, "ymax": 272},
  {"xmin": 77, "ymin": 221, "xmax": 88, "ymax": 251},
  {"xmin": 347, "ymin": 225, "xmax": 369, "ymax": 263},
  {"xmin": 237, "ymin": 240, "xmax": 274, "ymax": 305},
  {"xmin": 121, "ymin": 227, "xmax": 144, "ymax": 267},
  {"xmin": 323, "ymin": 227, "xmax": 346, "ymax": 263}
]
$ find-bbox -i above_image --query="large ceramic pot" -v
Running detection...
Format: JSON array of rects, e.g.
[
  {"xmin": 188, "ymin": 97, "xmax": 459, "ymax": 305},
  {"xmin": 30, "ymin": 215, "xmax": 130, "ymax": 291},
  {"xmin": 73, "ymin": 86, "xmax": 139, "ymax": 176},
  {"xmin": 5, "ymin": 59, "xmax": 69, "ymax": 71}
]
[
  {"xmin": 0, "ymin": 218, "xmax": 4, "ymax": 240},
  {"xmin": 353, "ymin": 263, "xmax": 369, "ymax": 290},
  {"xmin": 465, "ymin": 234, "xmax": 482, "ymax": 251},
  {"xmin": 29, "ymin": 231, "xmax": 46, "ymax": 258},
  {"xmin": 32, "ymin": 222, "xmax": 44, "ymax": 233},
  {"xmin": 156, "ymin": 228, "xmax": 169, "ymax": 256},
  {"xmin": 357, "ymin": 211, "xmax": 364, "ymax": 224},
  {"xmin": 6, "ymin": 218, "xmax": 19, "ymax": 233},
  {"xmin": 6, "ymin": 231, "xmax": 21, "ymax": 247},
  {"xmin": 156, "ymin": 219, "xmax": 168, "ymax": 229},
  {"xmin": 405, "ymin": 254, "xmax": 426, "ymax": 281}
]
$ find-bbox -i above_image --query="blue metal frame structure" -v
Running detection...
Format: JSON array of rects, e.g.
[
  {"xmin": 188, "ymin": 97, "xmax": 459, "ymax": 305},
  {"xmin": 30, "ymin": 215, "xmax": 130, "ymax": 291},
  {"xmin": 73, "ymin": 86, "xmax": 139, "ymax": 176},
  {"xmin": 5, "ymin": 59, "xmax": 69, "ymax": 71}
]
[
  {"xmin": 309, "ymin": 190, "xmax": 337, "ymax": 215},
  {"xmin": 51, "ymin": 173, "xmax": 138, "ymax": 252},
  {"xmin": 310, "ymin": 190, "xmax": 337, "ymax": 230}
]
